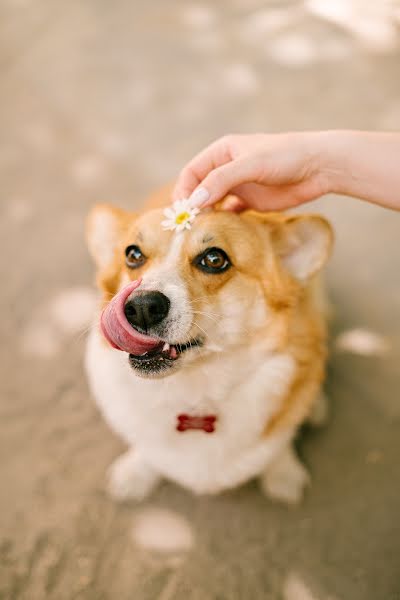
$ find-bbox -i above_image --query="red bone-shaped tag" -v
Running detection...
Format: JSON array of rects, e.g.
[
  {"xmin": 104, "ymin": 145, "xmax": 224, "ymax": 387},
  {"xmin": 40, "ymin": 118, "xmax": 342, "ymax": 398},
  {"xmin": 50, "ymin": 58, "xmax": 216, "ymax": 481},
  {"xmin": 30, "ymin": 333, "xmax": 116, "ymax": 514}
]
[{"xmin": 176, "ymin": 414, "xmax": 217, "ymax": 433}]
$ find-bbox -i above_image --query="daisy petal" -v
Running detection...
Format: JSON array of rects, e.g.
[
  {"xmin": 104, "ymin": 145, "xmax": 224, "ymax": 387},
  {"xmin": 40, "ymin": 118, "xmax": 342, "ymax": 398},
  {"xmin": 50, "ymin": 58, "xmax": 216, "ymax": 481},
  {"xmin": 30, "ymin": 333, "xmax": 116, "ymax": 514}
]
[
  {"xmin": 162, "ymin": 197, "xmax": 202, "ymax": 234},
  {"xmin": 161, "ymin": 221, "xmax": 174, "ymax": 230}
]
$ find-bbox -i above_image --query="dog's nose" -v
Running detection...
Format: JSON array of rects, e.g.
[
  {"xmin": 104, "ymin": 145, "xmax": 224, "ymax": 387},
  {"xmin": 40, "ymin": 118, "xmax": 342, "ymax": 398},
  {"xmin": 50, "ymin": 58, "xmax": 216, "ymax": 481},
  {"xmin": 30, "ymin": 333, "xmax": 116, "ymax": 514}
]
[{"xmin": 124, "ymin": 291, "xmax": 170, "ymax": 332}]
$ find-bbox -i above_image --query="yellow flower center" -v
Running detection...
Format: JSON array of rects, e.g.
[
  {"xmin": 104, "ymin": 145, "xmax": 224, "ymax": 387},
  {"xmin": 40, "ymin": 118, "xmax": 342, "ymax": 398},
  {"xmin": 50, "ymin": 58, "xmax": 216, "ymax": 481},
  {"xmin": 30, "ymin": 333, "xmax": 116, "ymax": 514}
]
[{"xmin": 175, "ymin": 211, "xmax": 190, "ymax": 225}]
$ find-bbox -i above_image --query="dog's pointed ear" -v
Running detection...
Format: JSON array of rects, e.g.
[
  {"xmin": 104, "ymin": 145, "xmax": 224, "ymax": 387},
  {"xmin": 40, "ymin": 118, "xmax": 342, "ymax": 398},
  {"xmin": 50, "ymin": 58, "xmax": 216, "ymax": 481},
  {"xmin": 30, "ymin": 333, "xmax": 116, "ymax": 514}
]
[
  {"xmin": 270, "ymin": 214, "xmax": 334, "ymax": 281},
  {"xmin": 86, "ymin": 204, "xmax": 132, "ymax": 270}
]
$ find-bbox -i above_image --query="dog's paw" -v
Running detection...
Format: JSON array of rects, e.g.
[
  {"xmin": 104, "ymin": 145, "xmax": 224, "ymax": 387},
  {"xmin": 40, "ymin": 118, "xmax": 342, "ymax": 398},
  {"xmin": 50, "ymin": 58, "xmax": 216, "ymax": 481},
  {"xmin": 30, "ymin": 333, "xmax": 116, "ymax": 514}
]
[
  {"xmin": 107, "ymin": 451, "xmax": 159, "ymax": 502},
  {"xmin": 307, "ymin": 391, "xmax": 329, "ymax": 427},
  {"xmin": 260, "ymin": 447, "xmax": 310, "ymax": 505}
]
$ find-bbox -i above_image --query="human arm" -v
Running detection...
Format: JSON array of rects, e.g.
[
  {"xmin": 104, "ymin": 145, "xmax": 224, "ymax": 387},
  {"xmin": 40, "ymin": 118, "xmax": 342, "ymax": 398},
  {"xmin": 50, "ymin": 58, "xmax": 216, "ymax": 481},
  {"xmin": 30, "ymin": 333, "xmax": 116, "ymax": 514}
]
[{"xmin": 173, "ymin": 131, "xmax": 400, "ymax": 212}]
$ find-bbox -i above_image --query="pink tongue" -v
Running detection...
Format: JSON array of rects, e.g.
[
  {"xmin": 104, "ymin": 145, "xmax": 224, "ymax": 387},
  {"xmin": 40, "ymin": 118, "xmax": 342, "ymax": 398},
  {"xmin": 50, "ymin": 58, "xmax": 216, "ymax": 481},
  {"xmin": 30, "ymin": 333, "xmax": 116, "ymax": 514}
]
[{"xmin": 100, "ymin": 279, "xmax": 161, "ymax": 354}]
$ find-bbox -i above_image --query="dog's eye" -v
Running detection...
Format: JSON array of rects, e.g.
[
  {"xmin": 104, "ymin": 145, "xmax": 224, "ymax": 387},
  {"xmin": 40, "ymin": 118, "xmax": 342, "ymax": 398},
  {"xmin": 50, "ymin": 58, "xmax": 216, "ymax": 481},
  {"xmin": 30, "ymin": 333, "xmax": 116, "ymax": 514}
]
[
  {"xmin": 195, "ymin": 247, "xmax": 231, "ymax": 274},
  {"xmin": 125, "ymin": 245, "xmax": 146, "ymax": 268}
]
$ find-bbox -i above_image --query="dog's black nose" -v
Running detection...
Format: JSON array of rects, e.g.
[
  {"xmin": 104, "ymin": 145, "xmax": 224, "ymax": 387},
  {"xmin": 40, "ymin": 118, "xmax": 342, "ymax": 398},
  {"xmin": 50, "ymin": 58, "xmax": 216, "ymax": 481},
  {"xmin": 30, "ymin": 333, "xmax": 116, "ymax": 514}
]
[{"xmin": 124, "ymin": 291, "xmax": 170, "ymax": 332}]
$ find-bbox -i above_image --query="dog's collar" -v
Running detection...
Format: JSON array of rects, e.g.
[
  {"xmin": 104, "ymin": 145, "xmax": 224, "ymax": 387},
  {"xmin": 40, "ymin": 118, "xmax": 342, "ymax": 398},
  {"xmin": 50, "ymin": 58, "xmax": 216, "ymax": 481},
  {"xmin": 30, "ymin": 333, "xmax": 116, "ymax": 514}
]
[{"xmin": 176, "ymin": 414, "xmax": 217, "ymax": 433}]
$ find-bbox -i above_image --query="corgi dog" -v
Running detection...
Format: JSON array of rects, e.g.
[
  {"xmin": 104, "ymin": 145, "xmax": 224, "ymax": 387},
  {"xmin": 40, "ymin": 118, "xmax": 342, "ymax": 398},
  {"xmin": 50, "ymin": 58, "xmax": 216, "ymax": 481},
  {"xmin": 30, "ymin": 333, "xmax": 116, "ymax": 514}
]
[{"xmin": 85, "ymin": 188, "xmax": 333, "ymax": 505}]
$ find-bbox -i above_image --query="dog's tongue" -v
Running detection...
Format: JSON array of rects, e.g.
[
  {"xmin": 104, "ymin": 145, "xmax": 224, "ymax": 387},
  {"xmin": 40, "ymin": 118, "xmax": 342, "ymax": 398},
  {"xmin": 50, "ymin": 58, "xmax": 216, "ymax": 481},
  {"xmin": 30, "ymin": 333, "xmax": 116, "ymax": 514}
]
[{"xmin": 100, "ymin": 279, "xmax": 161, "ymax": 354}]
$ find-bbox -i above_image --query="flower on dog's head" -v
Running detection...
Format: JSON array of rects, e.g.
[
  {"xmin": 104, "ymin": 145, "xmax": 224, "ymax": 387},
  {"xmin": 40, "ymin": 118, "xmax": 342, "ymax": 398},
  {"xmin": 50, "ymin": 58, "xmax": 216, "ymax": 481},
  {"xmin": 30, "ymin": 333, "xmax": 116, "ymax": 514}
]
[{"xmin": 162, "ymin": 198, "xmax": 200, "ymax": 233}]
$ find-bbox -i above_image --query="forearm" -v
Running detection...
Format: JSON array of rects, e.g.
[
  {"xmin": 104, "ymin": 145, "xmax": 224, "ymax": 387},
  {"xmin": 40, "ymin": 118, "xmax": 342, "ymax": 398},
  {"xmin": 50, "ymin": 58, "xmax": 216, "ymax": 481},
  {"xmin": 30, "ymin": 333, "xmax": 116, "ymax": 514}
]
[{"xmin": 316, "ymin": 130, "xmax": 400, "ymax": 210}]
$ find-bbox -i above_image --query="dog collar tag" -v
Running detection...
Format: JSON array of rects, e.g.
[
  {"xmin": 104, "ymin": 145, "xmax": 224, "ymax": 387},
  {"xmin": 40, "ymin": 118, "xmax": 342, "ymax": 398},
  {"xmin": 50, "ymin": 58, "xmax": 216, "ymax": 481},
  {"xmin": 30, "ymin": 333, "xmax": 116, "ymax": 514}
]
[{"xmin": 176, "ymin": 414, "xmax": 217, "ymax": 433}]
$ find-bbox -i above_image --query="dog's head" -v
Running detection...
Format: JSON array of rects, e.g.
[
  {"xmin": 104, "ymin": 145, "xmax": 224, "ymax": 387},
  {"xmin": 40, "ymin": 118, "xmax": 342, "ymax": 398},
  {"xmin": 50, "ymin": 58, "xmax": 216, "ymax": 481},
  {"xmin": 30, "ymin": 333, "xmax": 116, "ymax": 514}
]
[{"xmin": 87, "ymin": 202, "xmax": 333, "ymax": 378}]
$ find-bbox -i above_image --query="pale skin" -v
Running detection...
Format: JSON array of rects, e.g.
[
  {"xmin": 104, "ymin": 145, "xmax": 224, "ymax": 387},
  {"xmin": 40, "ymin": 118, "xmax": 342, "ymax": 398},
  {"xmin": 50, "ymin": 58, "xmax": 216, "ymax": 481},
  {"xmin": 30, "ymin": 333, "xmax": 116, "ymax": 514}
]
[{"xmin": 172, "ymin": 131, "xmax": 400, "ymax": 212}]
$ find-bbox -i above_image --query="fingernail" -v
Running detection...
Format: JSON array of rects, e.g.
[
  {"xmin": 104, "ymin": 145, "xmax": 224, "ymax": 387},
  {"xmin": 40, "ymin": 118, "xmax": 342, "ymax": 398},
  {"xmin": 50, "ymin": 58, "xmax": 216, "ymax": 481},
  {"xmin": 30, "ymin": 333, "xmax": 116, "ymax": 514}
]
[{"xmin": 189, "ymin": 187, "xmax": 210, "ymax": 207}]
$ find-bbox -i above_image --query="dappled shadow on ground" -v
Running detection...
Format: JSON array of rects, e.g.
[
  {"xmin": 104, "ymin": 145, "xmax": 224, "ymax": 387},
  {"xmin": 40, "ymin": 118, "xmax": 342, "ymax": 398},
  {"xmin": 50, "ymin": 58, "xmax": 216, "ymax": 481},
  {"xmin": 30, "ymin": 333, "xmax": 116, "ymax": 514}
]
[{"xmin": 1, "ymin": 1, "xmax": 400, "ymax": 599}]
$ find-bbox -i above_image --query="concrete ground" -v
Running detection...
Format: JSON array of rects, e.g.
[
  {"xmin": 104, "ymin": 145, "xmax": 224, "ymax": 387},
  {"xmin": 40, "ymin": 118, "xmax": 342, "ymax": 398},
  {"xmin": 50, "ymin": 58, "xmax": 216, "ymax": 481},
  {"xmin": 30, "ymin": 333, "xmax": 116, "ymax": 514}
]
[{"xmin": 1, "ymin": 1, "xmax": 400, "ymax": 599}]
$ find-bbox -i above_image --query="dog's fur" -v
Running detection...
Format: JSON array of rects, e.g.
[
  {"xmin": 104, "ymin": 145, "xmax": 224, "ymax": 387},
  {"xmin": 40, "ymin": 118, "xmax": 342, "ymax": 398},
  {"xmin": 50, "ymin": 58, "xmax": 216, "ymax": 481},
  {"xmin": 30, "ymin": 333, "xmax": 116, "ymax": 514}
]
[{"xmin": 85, "ymin": 188, "xmax": 333, "ymax": 504}]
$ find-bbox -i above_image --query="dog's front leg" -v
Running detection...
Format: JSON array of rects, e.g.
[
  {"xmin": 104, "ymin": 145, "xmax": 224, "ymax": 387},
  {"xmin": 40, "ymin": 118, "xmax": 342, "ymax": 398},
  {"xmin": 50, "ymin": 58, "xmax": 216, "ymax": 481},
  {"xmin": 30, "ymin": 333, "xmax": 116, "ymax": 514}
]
[
  {"xmin": 107, "ymin": 448, "xmax": 160, "ymax": 502},
  {"xmin": 306, "ymin": 390, "xmax": 329, "ymax": 427},
  {"xmin": 259, "ymin": 445, "xmax": 310, "ymax": 505}
]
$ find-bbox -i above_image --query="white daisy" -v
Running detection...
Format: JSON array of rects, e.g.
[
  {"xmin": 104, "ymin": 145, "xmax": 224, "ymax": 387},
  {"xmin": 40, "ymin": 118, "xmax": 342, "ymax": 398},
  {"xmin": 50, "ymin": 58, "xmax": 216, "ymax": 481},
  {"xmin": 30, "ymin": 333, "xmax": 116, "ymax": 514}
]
[{"xmin": 161, "ymin": 198, "xmax": 200, "ymax": 232}]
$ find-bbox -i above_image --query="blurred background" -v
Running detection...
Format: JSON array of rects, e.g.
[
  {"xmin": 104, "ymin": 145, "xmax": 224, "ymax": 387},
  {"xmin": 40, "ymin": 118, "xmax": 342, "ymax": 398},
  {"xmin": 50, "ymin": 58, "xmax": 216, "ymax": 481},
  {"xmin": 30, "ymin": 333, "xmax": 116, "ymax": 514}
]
[{"xmin": 1, "ymin": 1, "xmax": 400, "ymax": 599}]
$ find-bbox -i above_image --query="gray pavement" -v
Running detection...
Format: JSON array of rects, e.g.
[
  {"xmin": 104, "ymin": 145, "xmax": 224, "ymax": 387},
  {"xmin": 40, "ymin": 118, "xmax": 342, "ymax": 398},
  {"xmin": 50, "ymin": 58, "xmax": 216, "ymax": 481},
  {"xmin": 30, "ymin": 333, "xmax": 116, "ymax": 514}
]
[{"xmin": 1, "ymin": 1, "xmax": 400, "ymax": 599}]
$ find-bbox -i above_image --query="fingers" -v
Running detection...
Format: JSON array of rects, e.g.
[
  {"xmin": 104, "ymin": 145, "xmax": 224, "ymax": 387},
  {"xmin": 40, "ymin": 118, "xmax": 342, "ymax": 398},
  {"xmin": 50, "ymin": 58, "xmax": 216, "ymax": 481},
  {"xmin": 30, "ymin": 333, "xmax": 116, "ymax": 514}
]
[
  {"xmin": 172, "ymin": 136, "xmax": 234, "ymax": 201},
  {"xmin": 220, "ymin": 196, "xmax": 247, "ymax": 212},
  {"xmin": 190, "ymin": 156, "xmax": 263, "ymax": 208},
  {"xmin": 173, "ymin": 166, "xmax": 201, "ymax": 202},
  {"xmin": 230, "ymin": 182, "xmax": 282, "ymax": 210},
  {"xmin": 221, "ymin": 183, "xmax": 291, "ymax": 212}
]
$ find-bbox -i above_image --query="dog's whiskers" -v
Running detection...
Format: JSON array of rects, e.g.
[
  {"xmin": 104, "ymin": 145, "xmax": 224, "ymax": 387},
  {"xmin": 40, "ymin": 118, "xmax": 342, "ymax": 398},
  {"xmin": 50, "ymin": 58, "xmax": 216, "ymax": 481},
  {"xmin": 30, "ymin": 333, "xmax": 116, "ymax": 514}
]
[{"xmin": 192, "ymin": 310, "xmax": 220, "ymax": 325}]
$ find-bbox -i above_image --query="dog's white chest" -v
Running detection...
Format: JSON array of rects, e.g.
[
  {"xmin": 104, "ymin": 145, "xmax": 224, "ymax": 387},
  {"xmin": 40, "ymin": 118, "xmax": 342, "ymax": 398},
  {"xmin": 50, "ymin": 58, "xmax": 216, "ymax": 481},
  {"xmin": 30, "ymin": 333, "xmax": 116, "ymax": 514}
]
[{"xmin": 86, "ymin": 329, "xmax": 295, "ymax": 494}]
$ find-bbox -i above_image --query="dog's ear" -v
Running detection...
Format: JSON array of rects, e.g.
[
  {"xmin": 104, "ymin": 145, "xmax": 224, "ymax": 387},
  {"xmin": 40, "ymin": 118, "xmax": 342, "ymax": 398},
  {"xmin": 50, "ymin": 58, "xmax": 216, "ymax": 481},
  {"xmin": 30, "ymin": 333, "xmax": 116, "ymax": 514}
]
[
  {"xmin": 86, "ymin": 204, "xmax": 132, "ymax": 270},
  {"xmin": 270, "ymin": 214, "xmax": 333, "ymax": 281}
]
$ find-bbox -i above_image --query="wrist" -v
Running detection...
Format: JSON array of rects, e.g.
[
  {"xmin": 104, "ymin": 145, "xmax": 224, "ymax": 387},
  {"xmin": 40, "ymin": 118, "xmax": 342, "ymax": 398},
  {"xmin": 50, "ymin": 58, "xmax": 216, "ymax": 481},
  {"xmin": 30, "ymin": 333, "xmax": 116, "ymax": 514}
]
[
  {"xmin": 312, "ymin": 130, "xmax": 377, "ymax": 199},
  {"xmin": 310, "ymin": 130, "xmax": 353, "ymax": 196}
]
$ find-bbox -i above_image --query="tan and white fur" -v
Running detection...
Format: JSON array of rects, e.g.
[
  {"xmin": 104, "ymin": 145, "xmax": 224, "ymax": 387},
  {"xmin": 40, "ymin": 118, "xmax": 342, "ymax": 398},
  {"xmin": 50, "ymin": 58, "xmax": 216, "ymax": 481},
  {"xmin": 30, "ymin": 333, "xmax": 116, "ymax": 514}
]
[{"xmin": 85, "ymin": 189, "xmax": 333, "ymax": 505}]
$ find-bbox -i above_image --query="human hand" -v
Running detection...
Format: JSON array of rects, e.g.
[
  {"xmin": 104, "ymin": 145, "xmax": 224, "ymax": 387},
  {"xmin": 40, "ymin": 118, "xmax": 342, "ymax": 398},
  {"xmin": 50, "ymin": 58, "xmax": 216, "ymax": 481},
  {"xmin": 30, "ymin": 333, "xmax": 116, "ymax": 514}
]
[{"xmin": 173, "ymin": 132, "xmax": 331, "ymax": 212}]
